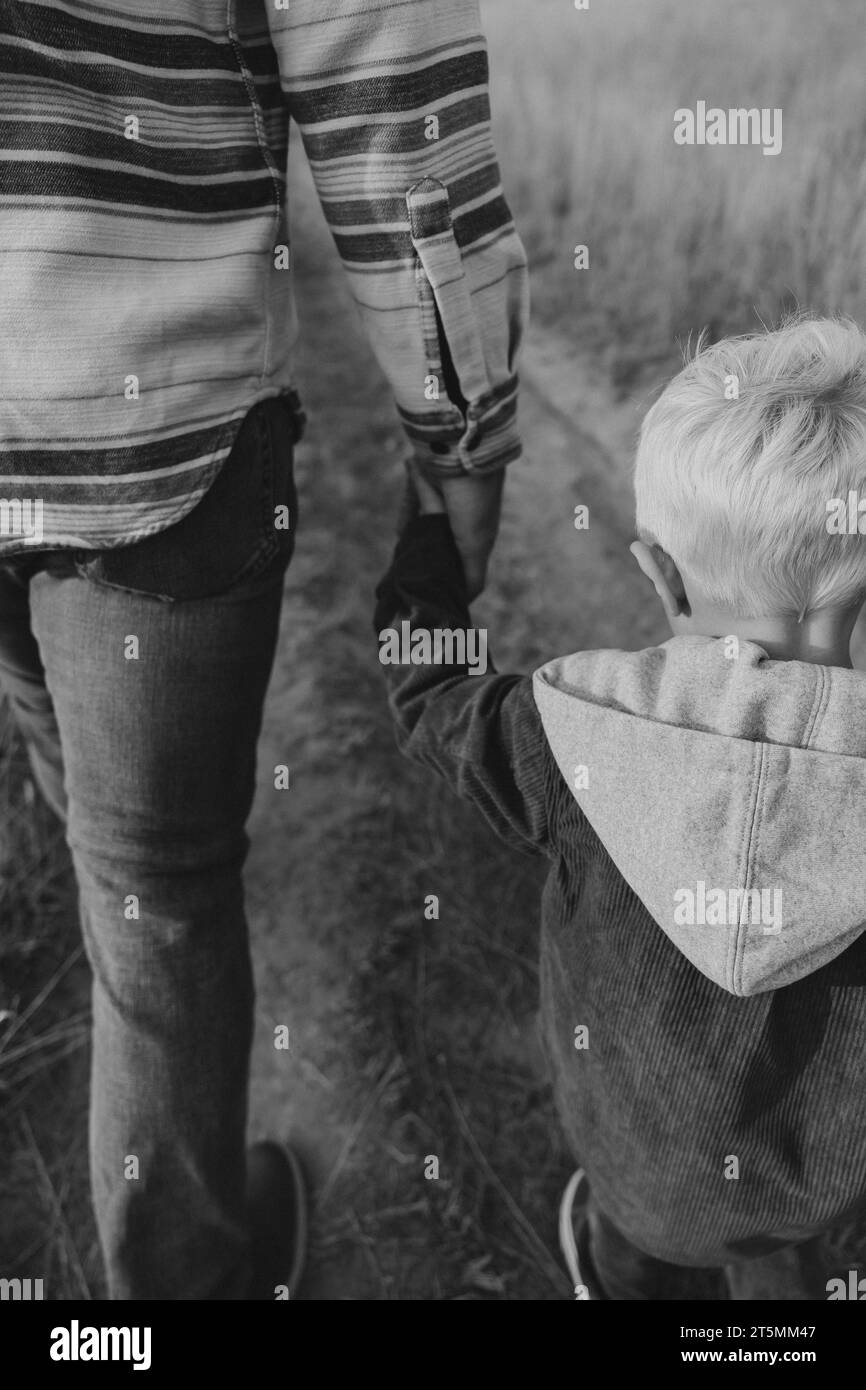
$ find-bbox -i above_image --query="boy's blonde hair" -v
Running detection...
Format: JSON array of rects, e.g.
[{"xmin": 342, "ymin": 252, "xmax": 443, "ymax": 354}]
[{"xmin": 634, "ymin": 315, "xmax": 866, "ymax": 619}]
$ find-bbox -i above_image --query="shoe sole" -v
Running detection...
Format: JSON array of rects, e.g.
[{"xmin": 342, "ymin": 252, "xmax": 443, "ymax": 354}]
[{"xmin": 559, "ymin": 1168, "xmax": 592, "ymax": 1299}]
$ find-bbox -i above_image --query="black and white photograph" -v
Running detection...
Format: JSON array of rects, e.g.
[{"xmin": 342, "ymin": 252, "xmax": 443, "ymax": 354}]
[{"xmin": 0, "ymin": 0, "xmax": 865, "ymax": 1350}]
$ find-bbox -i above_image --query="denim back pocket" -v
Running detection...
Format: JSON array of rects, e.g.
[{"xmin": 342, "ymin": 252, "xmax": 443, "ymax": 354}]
[{"xmin": 75, "ymin": 392, "xmax": 302, "ymax": 602}]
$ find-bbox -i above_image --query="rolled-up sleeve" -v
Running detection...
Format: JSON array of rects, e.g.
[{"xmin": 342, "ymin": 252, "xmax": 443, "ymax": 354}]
[{"xmin": 264, "ymin": 0, "xmax": 530, "ymax": 478}]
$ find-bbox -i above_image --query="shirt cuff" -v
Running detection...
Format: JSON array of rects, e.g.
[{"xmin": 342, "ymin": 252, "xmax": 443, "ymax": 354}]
[{"xmin": 399, "ymin": 375, "xmax": 522, "ymax": 481}]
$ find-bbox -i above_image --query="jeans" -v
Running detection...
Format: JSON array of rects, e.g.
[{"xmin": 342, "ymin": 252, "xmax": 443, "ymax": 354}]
[{"xmin": 0, "ymin": 393, "xmax": 301, "ymax": 1299}]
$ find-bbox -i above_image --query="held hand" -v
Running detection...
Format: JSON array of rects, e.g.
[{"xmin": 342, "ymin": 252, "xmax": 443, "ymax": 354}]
[
  {"xmin": 405, "ymin": 463, "xmax": 447, "ymax": 516},
  {"xmin": 438, "ymin": 470, "xmax": 504, "ymax": 601}
]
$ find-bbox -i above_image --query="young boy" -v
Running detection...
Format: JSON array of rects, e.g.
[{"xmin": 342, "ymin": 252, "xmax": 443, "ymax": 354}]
[{"xmin": 374, "ymin": 316, "xmax": 866, "ymax": 1300}]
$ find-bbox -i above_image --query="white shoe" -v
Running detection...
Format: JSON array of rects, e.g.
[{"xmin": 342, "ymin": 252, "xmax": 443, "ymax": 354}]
[{"xmin": 559, "ymin": 1168, "xmax": 592, "ymax": 1299}]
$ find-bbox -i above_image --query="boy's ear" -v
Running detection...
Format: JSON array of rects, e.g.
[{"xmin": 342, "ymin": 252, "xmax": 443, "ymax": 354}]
[{"xmin": 629, "ymin": 540, "xmax": 691, "ymax": 622}]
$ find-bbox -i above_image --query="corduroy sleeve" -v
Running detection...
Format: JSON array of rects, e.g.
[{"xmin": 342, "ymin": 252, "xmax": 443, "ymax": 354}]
[
  {"xmin": 374, "ymin": 514, "xmax": 550, "ymax": 855},
  {"xmin": 264, "ymin": 0, "xmax": 529, "ymax": 479}
]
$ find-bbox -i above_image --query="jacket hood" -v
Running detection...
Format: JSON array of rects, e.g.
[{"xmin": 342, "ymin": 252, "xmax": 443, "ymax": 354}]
[{"xmin": 533, "ymin": 636, "xmax": 866, "ymax": 996}]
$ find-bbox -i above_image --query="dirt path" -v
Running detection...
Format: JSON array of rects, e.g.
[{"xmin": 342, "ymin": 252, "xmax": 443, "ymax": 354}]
[{"xmin": 243, "ymin": 150, "xmax": 668, "ymax": 1300}]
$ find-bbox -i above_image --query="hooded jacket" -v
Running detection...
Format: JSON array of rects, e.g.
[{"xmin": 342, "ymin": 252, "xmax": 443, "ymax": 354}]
[{"xmin": 377, "ymin": 515, "xmax": 866, "ymax": 1266}]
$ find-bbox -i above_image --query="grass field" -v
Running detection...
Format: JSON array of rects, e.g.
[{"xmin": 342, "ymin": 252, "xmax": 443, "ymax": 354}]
[
  {"xmin": 0, "ymin": 712, "xmax": 100, "ymax": 1296},
  {"xmin": 3, "ymin": 0, "xmax": 865, "ymax": 1300},
  {"xmin": 483, "ymin": 0, "xmax": 866, "ymax": 385}
]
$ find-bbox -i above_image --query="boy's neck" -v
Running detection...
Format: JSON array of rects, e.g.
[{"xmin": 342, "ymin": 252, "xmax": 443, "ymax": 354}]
[{"xmin": 684, "ymin": 610, "xmax": 857, "ymax": 669}]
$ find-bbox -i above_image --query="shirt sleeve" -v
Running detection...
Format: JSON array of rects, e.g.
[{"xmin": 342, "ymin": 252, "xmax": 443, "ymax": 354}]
[
  {"xmin": 374, "ymin": 513, "xmax": 552, "ymax": 856},
  {"xmin": 263, "ymin": 0, "xmax": 530, "ymax": 479}
]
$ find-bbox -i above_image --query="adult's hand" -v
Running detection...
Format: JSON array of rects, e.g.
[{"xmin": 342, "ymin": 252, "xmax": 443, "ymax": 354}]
[{"xmin": 438, "ymin": 470, "xmax": 505, "ymax": 601}]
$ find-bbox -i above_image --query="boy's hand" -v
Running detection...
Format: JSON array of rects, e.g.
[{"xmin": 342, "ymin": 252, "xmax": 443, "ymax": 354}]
[{"xmin": 376, "ymin": 463, "xmax": 469, "ymax": 635}]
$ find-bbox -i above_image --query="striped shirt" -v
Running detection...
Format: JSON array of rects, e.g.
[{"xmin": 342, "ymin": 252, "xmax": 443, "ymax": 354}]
[{"xmin": 0, "ymin": 0, "xmax": 529, "ymax": 556}]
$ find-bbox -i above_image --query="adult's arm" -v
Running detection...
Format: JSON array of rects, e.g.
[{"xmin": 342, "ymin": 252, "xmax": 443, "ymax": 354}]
[{"xmin": 264, "ymin": 0, "xmax": 530, "ymax": 589}]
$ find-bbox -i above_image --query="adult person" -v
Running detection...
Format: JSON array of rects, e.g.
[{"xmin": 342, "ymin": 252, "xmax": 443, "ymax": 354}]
[{"xmin": 0, "ymin": 0, "xmax": 528, "ymax": 1298}]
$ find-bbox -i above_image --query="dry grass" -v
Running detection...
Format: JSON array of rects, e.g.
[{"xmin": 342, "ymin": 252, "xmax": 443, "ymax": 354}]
[
  {"xmin": 0, "ymin": 708, "xmax": 100, "ymax": 1299},
  {"xmin": 341, "ymin": 763, "xmax": 572, "ymax": 1298},
  {"xmin": 484, "ymin": 0, "xmax": 866, "ymax": 385}
]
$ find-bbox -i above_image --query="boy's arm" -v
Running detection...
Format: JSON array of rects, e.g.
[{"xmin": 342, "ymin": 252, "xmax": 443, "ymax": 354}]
[{"xmin": 374, "ymin": 508, "xmax": 552, "ymax": 857}]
